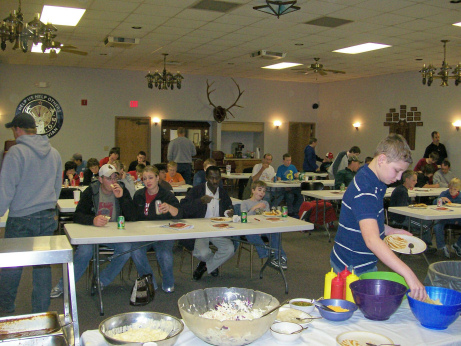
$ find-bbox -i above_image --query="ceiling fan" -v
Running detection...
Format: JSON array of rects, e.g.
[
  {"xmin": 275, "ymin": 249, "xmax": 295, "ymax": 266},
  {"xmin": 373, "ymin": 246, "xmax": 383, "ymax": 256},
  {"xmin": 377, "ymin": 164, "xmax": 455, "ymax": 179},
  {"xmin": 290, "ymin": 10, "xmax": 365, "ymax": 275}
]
[
  {"xmin": 0, "ymin": 0, "xmax": 87, "ymax": 57},
  {"xmin": 292, "ymin": 58, "xmax": 346, "ymax": 76}
]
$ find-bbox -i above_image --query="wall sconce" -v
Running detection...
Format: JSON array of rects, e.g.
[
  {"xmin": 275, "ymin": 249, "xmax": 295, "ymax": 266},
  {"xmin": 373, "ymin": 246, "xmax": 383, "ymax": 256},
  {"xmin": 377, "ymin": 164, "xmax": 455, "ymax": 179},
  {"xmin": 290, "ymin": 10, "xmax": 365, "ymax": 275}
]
[
  {"xmin": 274, "ymin": 120, "xmax": 282, "ymax": 128},
  {"xmin": 353, "ymin": 122, "xmax": 361, "ymax": 130},
  {"xmin": 453, "ymin": 120, "xmax": 461, "ymax": 131},
  {"xmin": 152, "ymin": 117, "xmax": 160, "ymax": 126}
]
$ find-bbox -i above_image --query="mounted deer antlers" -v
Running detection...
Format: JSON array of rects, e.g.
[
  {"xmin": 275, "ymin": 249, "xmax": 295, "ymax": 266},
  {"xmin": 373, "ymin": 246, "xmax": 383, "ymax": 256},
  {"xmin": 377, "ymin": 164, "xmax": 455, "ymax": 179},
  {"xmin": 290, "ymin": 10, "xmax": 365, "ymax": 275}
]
[{"xmin": 206, "ymin": 78, "xmax": 244, "ymax": 123}]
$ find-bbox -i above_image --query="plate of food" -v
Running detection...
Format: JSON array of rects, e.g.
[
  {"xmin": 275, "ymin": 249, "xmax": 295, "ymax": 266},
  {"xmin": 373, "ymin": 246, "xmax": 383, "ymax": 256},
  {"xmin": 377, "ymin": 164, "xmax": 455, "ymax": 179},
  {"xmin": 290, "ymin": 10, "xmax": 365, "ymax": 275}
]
[
  {"xmin": 414, "ymin": 188, "xmax": 431, "ymax": 191},
  {"xmin": 164, "ymin": 222, "xmax": 193, "ymax": 230},
  {"xmin": 212, "ymin": 223, "xmax": 233, "ymax": 229},
  {"xmin": 384, "ymin": 234, "xmax": 426, "ymax": 254},
  {"xmin": 435, "ymin": 207, "xmax": 453, "ymax": 211},
  {"xmin": 266, "ymin": 217, "xmax": 285, "ymax": 222},
  {"xmin": 408, "ymin": 203, "xmax": 427, "ymax": 209},
  {"xmin": 336, "ymin": 331, "xmax": 394, "ymax": 346},
  {"xmin": 210, "ymin": 217, "xmax": 233, "ymax": 223},
  {"xmin": 446, "ymin": 202, "xmax": 461, "ymax": 208},
  {"xmin": 263, "ymin": 210, "xmax": 282, "ymax": 217}
]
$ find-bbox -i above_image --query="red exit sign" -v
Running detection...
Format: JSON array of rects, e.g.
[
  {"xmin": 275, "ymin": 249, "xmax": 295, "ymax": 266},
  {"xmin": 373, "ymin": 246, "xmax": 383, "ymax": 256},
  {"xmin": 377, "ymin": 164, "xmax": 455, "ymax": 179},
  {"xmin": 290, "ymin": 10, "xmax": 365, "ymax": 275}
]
[{"xmin": 130, "ymin": 101, "xmax": 138, "ymax": 108}]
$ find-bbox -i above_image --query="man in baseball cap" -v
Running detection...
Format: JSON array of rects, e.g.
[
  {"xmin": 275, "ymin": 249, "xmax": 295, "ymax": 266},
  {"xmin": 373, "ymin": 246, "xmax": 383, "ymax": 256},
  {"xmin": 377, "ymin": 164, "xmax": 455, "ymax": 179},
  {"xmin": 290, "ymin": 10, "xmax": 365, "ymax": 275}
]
[
  {"xmin": 319, "ymin": 152, "xmax": 334, "ymax": 173},
  {"xmin": 0, "ymin": 112, "xmax": 61, "ymax": 314},
  {"xmin": 334, "ymin": 155, "xmax": 362, "ymax": 189}
]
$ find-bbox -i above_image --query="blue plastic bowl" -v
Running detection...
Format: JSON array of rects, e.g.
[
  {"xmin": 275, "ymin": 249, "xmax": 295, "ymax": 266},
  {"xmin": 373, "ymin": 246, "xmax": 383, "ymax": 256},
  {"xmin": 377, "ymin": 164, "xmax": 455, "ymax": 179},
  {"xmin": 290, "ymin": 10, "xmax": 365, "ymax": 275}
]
[
  {"xmin": 407, "ymin": 286, "xmax": 461, "ymax": 330},
  {"xmin": 316, "ymin": 299, "xmax": 357, "ymax": 321}
]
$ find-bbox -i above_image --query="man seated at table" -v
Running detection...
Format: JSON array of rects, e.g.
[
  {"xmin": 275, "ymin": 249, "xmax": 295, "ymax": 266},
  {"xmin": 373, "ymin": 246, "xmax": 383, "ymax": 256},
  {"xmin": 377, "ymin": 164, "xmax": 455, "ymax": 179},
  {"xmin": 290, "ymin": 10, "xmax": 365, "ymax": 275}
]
[
  {"xmin": 251, "ymin": 153, "xmax": 276, "ymax": 203},
  {"xmin": 166, "ymin": 161, "xmax": 185, "ymax": 186},
  {"xmin": 414, "ymin": 152, "xmax": 439, "ymax": 184},
  {"xmin": 274, "ymin": 153, "xmax": 303, "ymax": 217},
  {"xmin": 334, "ymin": 156, "xmax": 362, "ymax": 190},
  {"xmin": 99, "ymin": 147, "xmax": 120, "ymax": 167},
  {"xmin": 193, "ymin": 158, "xmax": 216, "ymax": 186},
  {"xmin": 128, "ymin": 151, "xmax": 151, "ymax": 172},
  {"xmin": 180, "ymin": 166, "xmax": 235, "ymax": 280},
  {"xmin": 50, "ymin": 164, "xmax": 137, "ymax": 298},
  {"xmin": 128, "ymin": 163, "xmax": 146, "ymax": 184},
  {"xmin": 388, "ymin": 170, "xmax": 436, "ymax": 254},
  {"xmin": 432, "ymin": 178, "xmax": 461, "ymax": 258},
  {"xmin": 82, "ymin": 158, "xmax": 99, "ymax": 186},
  {"xmin": 416, "ymin": 165, "xmax": 439, "ymax": 188},
  {"xmin": 433, "ymin": 160, "xmax": 455, "ymax": 188},
  {"xmin": 154, "ymin": 163, "xmax": 173, "ymax": 191},
  {"xmin": 72, "ymin": 153, "xmax": 87, "ymax": 175}
]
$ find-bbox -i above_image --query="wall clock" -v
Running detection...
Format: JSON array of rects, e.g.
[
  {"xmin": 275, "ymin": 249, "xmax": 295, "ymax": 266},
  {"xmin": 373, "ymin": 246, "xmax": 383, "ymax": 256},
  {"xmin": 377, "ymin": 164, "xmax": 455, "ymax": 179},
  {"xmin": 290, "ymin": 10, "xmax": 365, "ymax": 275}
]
[{"xmin": 15, "ymin": 94, "xmax": 64, "ymax": 138}]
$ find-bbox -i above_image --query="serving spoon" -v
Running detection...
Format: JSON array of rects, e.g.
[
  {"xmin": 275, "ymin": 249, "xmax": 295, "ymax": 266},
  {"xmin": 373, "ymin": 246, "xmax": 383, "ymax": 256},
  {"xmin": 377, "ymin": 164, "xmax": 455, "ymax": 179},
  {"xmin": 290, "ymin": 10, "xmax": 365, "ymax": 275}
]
[{"xmin": 260, "ymin": 299, "xmax": 290, "ymax": 318}]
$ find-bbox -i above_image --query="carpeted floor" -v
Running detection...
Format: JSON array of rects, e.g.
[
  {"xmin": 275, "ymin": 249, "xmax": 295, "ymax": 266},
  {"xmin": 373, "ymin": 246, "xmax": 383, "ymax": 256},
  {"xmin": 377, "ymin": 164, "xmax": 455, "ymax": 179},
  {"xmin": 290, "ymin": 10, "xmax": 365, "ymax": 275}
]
[{"xmin": 1, "ymin": 225, "xmax": 446, "ymax": 334}]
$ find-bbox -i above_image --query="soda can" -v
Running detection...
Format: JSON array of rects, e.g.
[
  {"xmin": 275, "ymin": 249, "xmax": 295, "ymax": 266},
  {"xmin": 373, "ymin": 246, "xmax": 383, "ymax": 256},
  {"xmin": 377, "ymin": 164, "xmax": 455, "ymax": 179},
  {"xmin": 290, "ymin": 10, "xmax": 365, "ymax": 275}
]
[
  {"xmin": 64, "ymin": 179, "xmax": 69, "ymax": 188},
  {"xmin": 282, "ymin": 206, "xmax": 288, "ymax": 218},
  {"xmin": 117, "ymin": 216, "xmax": 125, "ymax": 229},
  {"xmin": 241, "ymin": 211, "xmax": 248, "ymax": 223},
  {"xmin": 155, "ymin": 200, "xmax": 162, "ymax": 215},
  {"xmin": 437, "ymin": 198, "xmax": 443, "ymax": 207}
]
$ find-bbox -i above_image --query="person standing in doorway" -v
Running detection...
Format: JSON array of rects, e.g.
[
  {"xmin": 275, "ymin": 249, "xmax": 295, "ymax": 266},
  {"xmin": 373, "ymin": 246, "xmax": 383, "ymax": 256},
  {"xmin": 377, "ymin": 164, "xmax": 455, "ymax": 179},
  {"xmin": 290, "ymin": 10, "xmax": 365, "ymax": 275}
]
[
  {"xmin": 0, "ymin": 113, "xmax": 62, "ymax": 313},
  {"xmin": 167, "ymin": 127, "xmax": 196, "ymax": 184}
]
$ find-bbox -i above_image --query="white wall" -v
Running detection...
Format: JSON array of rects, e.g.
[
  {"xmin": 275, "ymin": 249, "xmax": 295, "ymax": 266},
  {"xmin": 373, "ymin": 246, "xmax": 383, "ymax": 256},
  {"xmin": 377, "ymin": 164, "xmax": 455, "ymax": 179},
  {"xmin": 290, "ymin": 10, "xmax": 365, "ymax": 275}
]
[
  {"xmin": 0, "ymin": 64, "xmax": 319, "ymax": 168},
  {"xmin": 317, "ymin": 71, "xmax": 461, "ymax": 177}
]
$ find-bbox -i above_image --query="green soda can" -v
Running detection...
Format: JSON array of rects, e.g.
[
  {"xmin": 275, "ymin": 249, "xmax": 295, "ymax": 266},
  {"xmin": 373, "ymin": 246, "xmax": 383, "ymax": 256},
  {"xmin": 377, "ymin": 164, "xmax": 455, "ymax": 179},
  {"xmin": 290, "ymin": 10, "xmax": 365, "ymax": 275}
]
[
  {"xmin": 241, "ymin": 211, "xmax": 248, "ymax": 223},
  {"xmin": 117, "ymin": 216, "xmax": 125, "ymax": 229},
  {"xmin": 282, "ymin": 206, "xmax": 288, "ymax": 217}
]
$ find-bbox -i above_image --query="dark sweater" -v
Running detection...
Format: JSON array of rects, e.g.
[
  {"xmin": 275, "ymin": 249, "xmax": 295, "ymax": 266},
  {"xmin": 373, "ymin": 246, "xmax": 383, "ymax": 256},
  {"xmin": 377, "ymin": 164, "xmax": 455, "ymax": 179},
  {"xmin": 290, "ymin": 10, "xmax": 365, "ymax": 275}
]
[
  {"xmin": 389, "ymin": 184, "xmax": 410, "ymax": 224},
  {"xmin": 131, "ymin": 186, "xmax": 181, "ymax": 221},
  {"xmin": 180, "ymin": 183, "xmax": 232, "ymax": 218}
]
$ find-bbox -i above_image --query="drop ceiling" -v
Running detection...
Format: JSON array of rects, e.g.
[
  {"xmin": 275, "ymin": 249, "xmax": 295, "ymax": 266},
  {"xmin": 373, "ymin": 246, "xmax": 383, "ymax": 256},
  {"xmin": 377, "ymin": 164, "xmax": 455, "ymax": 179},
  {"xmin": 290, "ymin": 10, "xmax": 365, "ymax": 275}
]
[{"xmin": 1, "ymin": 0, "xmax": 461, "ymax": 84}]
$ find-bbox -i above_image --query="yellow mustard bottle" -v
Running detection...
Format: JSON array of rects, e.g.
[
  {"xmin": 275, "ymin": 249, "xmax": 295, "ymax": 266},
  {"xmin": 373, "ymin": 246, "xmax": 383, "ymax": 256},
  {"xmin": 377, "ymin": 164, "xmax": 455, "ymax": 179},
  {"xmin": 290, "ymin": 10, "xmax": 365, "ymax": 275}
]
[
  {"xmin": 323, "ymin": 268, "xmax": 337, "ymax": 299},
  {"xmin": 345, "ymin": 270, "xmax": 359, "ymax": 303}
]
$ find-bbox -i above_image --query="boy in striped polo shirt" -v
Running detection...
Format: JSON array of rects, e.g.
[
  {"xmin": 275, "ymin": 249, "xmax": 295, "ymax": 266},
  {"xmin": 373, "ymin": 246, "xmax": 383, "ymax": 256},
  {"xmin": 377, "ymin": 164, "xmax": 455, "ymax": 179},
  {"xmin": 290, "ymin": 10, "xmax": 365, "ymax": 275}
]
[{"xmin": 330, "ymin": 134, "xmax": 427, "ymax": 301}]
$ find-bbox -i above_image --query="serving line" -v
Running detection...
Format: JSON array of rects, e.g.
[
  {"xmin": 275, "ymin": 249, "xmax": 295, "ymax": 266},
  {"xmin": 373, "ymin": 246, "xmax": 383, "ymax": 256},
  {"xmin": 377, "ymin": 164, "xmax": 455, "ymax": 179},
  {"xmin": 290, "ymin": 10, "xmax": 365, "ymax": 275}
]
[
  {"xmin": 0, "ymin": 235, "xmax": 80, "ymax": 346},
  {"xmin": 64, "ymin": 216, "xmax": 313, "ymax": 315},
  {"xmin": 80, "ymin": 299, "xmax": 461, "ymax": 346}
]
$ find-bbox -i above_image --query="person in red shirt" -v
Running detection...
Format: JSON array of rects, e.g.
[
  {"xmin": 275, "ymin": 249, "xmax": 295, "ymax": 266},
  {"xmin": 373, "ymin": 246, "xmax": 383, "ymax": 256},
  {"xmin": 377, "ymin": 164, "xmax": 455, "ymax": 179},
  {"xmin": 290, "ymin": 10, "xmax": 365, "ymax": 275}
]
[
  {"xmin": 165, "ymin": 161, "xmax": 185, "ymax": 186},
  {"xmin": 414, "ymin": 152, "xmax": 439, "ymax": 184},
  {"xmin": 99, "ymin": 147, "xmax": 120, "ymax": 167},
  {"xmin": 62, "ymin": 161, "xmax": 80, "ymax": 186}
]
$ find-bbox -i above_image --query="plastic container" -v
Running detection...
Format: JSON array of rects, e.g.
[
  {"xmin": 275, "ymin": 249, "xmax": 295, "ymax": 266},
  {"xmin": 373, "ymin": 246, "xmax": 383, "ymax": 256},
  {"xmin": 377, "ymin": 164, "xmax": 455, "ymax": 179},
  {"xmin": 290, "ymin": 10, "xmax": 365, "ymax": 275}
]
[
  {"xmin": 315, "ymin": 299, "xmax": 357, "ymax": 321},
  {"xmin": 345, "ymin": 270, "xmax": 359, "ymax": 303},
  {"xmin": 424, "ymin": 261, "xmax": 461, "ymax": 292},
  {"xmin": 360, "ymin": 271, "xmax": 408, "ymax": 300},
  {"xmin": 330, "ymin": 276, "xmax": 344, "ymax": 299},
  {"xmin": 407, "ymin": 286, "xmax": 461, "ymax": 330},
  {"xmin": 350, "ymin": 279, "xmax": 406, "ymax": 321},
  {"xmin": 323, "ymin": 268, "xmax": 337, "ymax": 299}
]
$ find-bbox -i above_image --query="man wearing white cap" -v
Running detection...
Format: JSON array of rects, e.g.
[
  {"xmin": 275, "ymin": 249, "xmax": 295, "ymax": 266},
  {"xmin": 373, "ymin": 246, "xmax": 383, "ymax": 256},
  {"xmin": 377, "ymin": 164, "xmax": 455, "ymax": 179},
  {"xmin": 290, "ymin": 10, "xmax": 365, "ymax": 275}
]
[
  {"xmin": 50, "ymin": 164, "xmax": 137, "ymax": 298},
  {"xmin": 0, "ymin": 113, "xmax": 62, "ymax": 314}
]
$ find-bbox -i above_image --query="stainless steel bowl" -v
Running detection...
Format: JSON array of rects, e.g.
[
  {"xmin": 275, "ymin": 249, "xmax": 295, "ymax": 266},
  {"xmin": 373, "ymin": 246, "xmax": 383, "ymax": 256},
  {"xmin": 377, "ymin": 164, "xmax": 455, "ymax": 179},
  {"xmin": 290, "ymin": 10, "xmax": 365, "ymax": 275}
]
[
  {"xmin": 178, "ymin": 287, "xmax": 280, "ymax": 346},
  {"xmin": 99, "ymin": 312, "xmax": 184, "ymax": 346}
]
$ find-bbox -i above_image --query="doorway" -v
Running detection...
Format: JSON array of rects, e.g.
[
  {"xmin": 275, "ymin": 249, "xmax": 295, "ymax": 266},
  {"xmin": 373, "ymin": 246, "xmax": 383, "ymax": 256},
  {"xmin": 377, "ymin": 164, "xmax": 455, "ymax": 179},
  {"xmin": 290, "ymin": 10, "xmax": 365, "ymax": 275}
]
[
  {"xmin": 115, "ymin": 117, "xmax": 151, "ymax": 168},
  {"xmin": 288, "ymin": 122, "xmax": 315, "ymax": 170}
]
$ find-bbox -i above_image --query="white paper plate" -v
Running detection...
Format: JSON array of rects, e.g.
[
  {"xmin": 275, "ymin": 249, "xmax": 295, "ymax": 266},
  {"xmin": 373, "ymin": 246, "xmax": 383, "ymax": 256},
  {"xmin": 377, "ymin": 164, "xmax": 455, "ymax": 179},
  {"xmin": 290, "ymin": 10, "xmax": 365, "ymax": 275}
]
[
  {"xmin": 336, "ymin": 331, "xmax": 393, "ymax": 346},
  {"xmin": 210, "ymin": 217, "xmax": 232, "ymax": 222},
  {"xmin": 408, "ymin": 204, "xmax": 427, "ymax": 209},
  {"xmin": 212, "ymin": 223, "xmax": 234, "ymax": 229},
  {"xmin": 384, "ymin": 234, "xmax": 426, "ymax": 254},
  {"xmin": 446, "ymin": 203, "xmax": 461, "ymax": 208},
  {"xmin": 263, "ymin": 212, "xmax": 282, "ymax": 217},
  {"xmin": 414, "ymin": 188, "xmax": 431, "ymax": 191}
]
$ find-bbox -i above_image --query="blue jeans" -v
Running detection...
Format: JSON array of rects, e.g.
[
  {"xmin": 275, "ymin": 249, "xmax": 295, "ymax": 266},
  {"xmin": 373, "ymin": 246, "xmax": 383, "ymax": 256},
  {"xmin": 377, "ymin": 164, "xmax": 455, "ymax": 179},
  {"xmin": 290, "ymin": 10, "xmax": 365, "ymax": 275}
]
[
  {"xmin": 177, "ymin": 163, "xmax": 192, "ymax": 185},
  {"xmin": 245, "ymin": 234, "xmax": 286, "ymax": 259},
  {"xmin": 0, "ymin": 209, "xmax": 57, "ymax": 313},
  {"xmin": 56, "ymin": 242, "xmax": 132, "ymax": 290},
  {"xmin": 130, "ymin": 241, "xmax": 175, "ymax": 290},
  {"xmin": 433, "ymin": 218, "xmax": 461, "ymax": 249},
  {"xmin": 272, "ymin": 187, "xmax": 303, "ymax": 215}
]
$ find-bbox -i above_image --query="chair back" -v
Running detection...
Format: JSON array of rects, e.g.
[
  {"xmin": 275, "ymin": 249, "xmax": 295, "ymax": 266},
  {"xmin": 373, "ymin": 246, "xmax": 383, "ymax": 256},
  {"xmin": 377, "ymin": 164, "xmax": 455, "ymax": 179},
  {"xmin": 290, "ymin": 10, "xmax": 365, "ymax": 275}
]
[
  {"xmin": 301, "ymin": 182, "xmax": 324, "ymax": 191},
  {"xmin": 59, "ymin": 188, "xmax": 75, "ymax": 199}
]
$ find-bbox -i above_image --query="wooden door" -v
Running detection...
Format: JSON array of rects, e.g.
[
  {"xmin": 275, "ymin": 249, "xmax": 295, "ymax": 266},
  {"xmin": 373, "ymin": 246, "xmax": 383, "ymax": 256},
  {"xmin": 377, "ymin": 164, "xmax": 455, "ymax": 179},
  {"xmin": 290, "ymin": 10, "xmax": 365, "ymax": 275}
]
[
  {"xmin": 288, "ymin": 122, "xmax": 315, "ymax": 171},
  {"xmin": 115, "ymin": 117, "xmax": 151, "ymax": 168}
]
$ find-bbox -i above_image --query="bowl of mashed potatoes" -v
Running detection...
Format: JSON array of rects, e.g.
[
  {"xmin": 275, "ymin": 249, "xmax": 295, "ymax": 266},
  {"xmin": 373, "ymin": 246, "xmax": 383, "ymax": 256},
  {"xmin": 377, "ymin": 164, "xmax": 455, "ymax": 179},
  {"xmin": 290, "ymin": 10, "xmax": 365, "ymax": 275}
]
[
  {"xmin": 99, "ymin": 312, "xmax": 184, "ymax": 345},
  {"xmin": 178, "ymin": 287, "xmax": 280, "ymax": 346}
]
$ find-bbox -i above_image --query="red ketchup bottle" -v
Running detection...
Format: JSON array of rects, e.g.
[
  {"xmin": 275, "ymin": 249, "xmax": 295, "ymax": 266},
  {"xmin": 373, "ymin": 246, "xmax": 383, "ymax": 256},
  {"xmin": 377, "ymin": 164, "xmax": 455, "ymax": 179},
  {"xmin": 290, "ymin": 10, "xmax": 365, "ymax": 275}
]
[
  {"xmin": 330, "ymin": 275, "xmax": 345, "ymax": 299},
  {"xmin": 338, "ymin": 266, "xmax": 352, "ymax": 297}
]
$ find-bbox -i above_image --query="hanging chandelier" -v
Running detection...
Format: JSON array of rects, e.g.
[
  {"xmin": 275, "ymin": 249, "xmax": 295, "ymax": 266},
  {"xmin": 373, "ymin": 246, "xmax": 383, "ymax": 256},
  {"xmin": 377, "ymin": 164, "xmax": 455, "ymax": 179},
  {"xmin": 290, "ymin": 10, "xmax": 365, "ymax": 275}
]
[
  {"xmin": 253, "ymin": 1, "xmax": 300, "ymax": 19},
  {"xmin": 420, "ymin": 40, "xmax": 461, "ymax": 87},
  {"xmin": 145, "ymin": 53, "xmax": 184, "ymax": 90}
]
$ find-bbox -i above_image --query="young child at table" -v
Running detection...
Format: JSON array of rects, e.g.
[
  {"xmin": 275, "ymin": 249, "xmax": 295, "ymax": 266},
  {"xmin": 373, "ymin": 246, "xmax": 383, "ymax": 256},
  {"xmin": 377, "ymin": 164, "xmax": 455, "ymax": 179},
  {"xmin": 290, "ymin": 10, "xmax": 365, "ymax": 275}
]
[
  {"xmin": 432, "ymin": 178, "xmax": 461, "ymax": 258},
  {"xmin": 130, "ymin": 165, "xmax": 182, "ymax": 292},
  {"xmin": 62, "ymin": 160, "xmax": 80, "ymax": 186},
  {"xmin": 240, "ymin": 181, "xmax": 287, "ymax": 269},
  {"xmin": 166, "ymin": 161, "xmax": 185, "ymax": 186},
  {"xmin": 82, "ymin": 158, "xmax": 99, "ymax": 186},
  {"xmin": 330, "ymin": 134, "xmax": 427, "ymax": 301},
  {"xmin": 128, "ymin": 163, "xmax": 146, "ymax": 184}
]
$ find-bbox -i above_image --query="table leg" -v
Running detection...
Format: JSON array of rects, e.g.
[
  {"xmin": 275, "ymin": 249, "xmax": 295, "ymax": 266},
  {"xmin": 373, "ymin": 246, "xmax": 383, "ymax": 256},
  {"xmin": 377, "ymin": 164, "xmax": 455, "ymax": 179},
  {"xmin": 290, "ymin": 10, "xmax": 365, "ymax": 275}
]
[
  {"xmin": 91, "ymin": 244, "xmax": 104, "ymax": 316},
  {"xmin": 259, "ymin": 232, "xmax": 288, "ymax": 294},
  {"xmin": 65, "ymin": 261, "xmax": 80, "ymax": 346}
]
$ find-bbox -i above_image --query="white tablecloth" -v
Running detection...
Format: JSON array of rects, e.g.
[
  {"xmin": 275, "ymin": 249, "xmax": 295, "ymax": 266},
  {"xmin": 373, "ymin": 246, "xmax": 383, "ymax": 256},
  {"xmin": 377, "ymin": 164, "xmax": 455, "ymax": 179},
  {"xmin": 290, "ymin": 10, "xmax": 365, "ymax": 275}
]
[{"xmin": 81, "ymin": 301, "xmax": 461, "ymax": 346}]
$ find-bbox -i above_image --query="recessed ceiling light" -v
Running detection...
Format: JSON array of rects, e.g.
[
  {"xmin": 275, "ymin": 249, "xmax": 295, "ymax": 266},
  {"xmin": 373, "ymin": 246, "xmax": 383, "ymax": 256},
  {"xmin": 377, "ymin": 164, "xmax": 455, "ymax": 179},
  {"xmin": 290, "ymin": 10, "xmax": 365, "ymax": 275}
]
[
  {"xmin": 453, "ymin": 21, "xmax": 461, "ymax": 27},
  {"xmin": 333, "ymin": 43, "xmax": 391, "ymax": 54},
  {"xmin": 262, "ymin": 62, "xmax": 303, "ymax": 70},
  {"xmin": 31, "ymin": 43, "xmax": 60, "ymax": 54},
  {"xmin": 415, "ymin": 58, "xmax": 423, "ymax": 61},
  {"xmin": 132, "ymin": 26, "xmax": 142, "ymax": 29},
  {"xmin": 40, "ymin": 5, "xmax": 85, "ymax": 26},
  {"xmin": 295, "ymin": 43, "xmax": 304, "ymax": 46}
]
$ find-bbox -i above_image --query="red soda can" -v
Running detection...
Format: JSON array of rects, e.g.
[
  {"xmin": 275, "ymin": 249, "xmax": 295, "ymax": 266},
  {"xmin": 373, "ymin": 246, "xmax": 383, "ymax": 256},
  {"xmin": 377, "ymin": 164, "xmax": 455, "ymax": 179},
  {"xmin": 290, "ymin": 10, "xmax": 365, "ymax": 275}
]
[{"xmin": 155, "ymin": 200, "xmax": 162, "ymax": 215}]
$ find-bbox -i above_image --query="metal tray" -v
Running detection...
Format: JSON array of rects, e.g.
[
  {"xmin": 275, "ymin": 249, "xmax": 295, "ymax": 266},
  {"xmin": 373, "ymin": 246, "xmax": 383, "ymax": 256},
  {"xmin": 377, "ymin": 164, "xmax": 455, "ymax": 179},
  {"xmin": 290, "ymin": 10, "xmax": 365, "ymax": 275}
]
[
  {"xmin": 0, "ymin": 312, "xmax": 62, "ymax": 341},
  {"xmin": 0, "ymin": 335, "xmax": 68, "ymax": 346}
]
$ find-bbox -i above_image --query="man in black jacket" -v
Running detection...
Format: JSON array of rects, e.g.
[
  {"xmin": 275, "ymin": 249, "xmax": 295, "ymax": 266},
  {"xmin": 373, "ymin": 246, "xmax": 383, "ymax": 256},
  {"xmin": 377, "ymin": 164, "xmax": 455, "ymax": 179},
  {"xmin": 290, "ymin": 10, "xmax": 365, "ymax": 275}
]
[
  {"xmin": 180, "ymin": 166, "xmax": 235, "ymax": 280},
  {"xmin": 51, "ymin": 164, "xmax": 137, "ymax": 298}
]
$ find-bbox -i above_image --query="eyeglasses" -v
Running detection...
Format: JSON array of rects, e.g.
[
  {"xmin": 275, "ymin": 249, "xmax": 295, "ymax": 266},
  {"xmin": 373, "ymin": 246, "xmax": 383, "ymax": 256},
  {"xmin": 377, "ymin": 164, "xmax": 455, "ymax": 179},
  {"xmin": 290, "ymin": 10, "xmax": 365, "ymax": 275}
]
[{"xmin": 104, "ymin": 175, "xmax": 119, "ymax": 182}]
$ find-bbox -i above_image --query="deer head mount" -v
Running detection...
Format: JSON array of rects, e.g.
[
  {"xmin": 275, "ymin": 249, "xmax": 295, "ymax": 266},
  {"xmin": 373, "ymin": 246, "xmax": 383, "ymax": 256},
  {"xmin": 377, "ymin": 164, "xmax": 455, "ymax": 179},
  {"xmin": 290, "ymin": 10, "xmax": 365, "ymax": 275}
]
[{"xmin": 206, "ymin": 78, "xmax": 244, "ymax": 123}]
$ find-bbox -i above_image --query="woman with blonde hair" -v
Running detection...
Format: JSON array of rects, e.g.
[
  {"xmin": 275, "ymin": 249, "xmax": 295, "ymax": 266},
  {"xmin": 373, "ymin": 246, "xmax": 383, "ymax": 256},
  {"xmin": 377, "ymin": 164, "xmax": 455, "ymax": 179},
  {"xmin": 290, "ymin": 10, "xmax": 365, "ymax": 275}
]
[{"xmin": 433, "ymin": 177, "xmax": 461, "ymax": 258}]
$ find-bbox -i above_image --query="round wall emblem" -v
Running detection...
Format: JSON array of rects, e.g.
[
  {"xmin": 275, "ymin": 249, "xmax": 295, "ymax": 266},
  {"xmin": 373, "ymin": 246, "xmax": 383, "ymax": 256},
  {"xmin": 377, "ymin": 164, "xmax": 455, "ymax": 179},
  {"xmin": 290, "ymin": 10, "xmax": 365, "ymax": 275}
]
[{"xmin": 15, "ymin": 94, "xmax": 63, "ymax": 138}]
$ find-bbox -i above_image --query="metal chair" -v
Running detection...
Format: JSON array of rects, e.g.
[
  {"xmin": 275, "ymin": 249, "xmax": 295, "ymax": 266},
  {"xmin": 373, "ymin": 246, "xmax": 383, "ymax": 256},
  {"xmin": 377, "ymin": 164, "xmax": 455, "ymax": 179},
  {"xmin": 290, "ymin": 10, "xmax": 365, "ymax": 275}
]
[{"xmin": 235, "ymin": 237, "xmax": 264, "ymax": 278}]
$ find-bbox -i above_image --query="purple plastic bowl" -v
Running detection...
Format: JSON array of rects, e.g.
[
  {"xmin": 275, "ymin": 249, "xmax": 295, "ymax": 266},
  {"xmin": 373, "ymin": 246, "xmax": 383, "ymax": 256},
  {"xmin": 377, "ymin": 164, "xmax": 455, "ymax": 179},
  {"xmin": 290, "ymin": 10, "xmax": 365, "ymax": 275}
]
[{"xmin": 350, "ymin": 279, "xmax": 407, "ymax": 321}]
